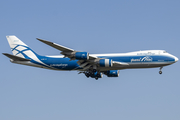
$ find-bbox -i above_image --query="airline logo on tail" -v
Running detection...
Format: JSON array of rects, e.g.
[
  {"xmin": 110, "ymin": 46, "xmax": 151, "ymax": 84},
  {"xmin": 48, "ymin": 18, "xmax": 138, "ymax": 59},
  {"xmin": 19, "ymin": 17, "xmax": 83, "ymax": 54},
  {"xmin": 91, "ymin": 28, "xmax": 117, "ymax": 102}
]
[
  {"xmin": 5, "ymin": 35, "xmax": 55, "ymax": 69},
  {"xmin": 6, "ymin": 36, "xmax": 37, "ymax": 59}
]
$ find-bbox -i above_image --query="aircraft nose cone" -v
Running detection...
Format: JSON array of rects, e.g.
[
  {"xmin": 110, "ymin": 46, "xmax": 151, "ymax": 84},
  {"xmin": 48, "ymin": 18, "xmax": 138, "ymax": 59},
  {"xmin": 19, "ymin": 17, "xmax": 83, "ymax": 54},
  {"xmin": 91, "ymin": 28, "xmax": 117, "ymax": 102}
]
[{"xmin": 175, "ymin": 56, "xmax": 179, "ymax": 62}]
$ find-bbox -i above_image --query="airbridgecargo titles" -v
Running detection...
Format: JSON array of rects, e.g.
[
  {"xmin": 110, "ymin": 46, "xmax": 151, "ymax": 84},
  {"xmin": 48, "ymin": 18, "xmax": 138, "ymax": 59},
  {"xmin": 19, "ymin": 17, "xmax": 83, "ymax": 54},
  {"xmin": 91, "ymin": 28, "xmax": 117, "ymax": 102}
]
[
  {"xmin": 3, "ymin": 36, "xmax": 178, "ymax": 80},
  {"xmin": 131, "ymin": 56, "xmax": 153, "ymax": 62}
]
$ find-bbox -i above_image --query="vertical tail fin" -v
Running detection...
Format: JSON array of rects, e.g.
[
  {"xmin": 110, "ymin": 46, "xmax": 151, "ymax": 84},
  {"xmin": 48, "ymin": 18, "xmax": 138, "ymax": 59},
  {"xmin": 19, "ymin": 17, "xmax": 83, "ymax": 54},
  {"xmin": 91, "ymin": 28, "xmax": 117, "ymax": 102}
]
[{"xmin": 6, "ymin": 35, "xmax": 39, "ymax": 59}]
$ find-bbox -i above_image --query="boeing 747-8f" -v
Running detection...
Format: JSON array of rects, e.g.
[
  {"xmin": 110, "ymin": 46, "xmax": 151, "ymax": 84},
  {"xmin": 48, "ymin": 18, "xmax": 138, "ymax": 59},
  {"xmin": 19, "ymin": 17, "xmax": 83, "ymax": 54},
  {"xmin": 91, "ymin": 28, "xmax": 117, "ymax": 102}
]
[{"xmin": 3, "ymin": 36, "xmax": 178, "ymax": 80}]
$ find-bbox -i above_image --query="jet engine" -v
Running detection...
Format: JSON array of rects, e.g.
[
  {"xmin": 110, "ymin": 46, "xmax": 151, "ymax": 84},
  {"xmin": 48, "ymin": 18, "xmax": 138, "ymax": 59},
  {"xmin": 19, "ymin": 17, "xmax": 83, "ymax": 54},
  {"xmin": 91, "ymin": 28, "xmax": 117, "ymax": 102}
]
[
  {"xmin": 105, "ymin": 70, "xmax": 119, "ymax": 77},
  {"xmin": 75, "ymin": 52, "xmax": 89, "ymax": 60},
  {"xmin": 99, "ymin": 59, "xmax": 113, "ymax": 67}
]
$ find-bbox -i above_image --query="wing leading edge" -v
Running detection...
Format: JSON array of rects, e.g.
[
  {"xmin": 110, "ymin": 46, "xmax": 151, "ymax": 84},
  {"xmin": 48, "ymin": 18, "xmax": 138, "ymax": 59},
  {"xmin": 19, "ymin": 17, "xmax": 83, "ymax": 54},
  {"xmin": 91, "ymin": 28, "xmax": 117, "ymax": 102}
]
[{"xmin": 37, "ymin": 38, "xmax": 74, "ymax": 52}]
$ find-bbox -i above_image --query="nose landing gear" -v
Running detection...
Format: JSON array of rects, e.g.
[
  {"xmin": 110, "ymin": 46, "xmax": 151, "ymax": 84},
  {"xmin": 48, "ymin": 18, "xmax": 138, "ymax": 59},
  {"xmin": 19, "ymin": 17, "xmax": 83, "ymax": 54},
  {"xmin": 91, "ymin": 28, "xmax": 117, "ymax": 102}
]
[
  {"xmin": 159, "ymin": 71, "xmax": 162, "ymax": 74},
  {"xmin": 159, "ymin": 67, "xmax": 163, "ymax": 74}
]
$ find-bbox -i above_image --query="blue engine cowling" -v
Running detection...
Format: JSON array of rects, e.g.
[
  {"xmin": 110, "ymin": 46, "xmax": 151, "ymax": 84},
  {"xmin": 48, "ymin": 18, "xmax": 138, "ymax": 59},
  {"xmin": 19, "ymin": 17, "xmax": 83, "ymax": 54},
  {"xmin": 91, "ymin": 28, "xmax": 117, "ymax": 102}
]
[
  {"xmin": 99, "ymin": 59, "xmax": 113, "ymax": 67},
  {"xmin": 75, "ymin": 52, "xmax": 89, "ymax": 60},
  {"xmin": 90, "ymin": 72, "xmax": 103, "ymax": 78},
  {"xmin": 106, "ymin": 70, "xmax": 119, "ymax": 77}
]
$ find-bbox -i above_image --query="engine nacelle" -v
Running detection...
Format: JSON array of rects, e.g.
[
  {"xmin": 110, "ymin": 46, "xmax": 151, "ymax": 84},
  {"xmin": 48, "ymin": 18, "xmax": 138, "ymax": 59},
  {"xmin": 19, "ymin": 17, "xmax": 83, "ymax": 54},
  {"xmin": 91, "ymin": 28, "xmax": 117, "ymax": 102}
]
[
  {"xmin": 106, "ymin": 70, "xmax": 119, "ymax": 77},
  {"xmin": 90, "ymin": 72, "xmax": 103, "ymax": 78},
  {"xmin": 75, "ymin": 52, "xmax": 89, "ymax": 60},
  {"xmin": 99, "ymin": 59, "xmax": 113, "ymax": 67}
]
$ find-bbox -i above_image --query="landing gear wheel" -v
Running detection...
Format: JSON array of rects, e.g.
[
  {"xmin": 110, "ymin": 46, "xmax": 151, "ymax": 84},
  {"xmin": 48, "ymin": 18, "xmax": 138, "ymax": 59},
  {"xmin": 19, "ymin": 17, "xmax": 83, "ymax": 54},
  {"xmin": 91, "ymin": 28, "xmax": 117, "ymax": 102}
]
[
  {"xmin": 89, "ymin": 71, "xmax": 93, "ymax": 76},
  {"xmin": 85, "ymin": 72, "xmax": 90, "ymax": 78},
  {"xmin": 95, "ymin": 77, "xmax": 98, "ymax": 80},
  {"xmin": 159, "ymin": 71, "xmax": 162, "ymax": 74},
  {"xmin": 159, "ymin": 67, "xmax": 163, "ymax": 74},
  {"xmin": 93, "ymin": 69, "xmax": 97, "ymax": 73}
]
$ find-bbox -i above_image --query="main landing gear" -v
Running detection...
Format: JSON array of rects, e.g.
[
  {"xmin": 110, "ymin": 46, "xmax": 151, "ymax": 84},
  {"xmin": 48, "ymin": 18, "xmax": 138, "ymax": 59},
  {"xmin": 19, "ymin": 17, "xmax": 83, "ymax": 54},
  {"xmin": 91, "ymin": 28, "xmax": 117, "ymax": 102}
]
[
  {"xmin": 83, "ymin": 69, "xmax": 102, "ymax": 80},
  {"xmin": 159, "ymin": 67, "xmax": 163, "ymax": 74}
]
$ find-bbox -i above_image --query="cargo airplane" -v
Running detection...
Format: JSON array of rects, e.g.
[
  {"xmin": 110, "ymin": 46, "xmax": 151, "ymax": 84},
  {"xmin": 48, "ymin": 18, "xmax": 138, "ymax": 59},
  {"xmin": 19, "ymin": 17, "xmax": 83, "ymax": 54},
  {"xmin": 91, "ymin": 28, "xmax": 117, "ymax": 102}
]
[{"xmin": 3, "ymin": 36, "xmax": 178, "ymax": 80}]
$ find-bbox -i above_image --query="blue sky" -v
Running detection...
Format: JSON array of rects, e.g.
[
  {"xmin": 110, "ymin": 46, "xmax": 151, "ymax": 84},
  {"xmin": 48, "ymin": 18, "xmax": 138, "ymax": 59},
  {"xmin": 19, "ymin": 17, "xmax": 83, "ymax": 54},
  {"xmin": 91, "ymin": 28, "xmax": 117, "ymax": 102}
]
[{"xmin": 0, "ymin": 0, "xmax": 180, "ymax": 120}]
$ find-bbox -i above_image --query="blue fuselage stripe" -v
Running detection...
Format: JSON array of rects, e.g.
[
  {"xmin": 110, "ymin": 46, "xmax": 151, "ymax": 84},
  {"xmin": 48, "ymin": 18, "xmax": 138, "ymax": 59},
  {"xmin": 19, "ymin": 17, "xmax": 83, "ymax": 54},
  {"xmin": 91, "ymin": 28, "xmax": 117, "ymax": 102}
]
[{"xmin": 29, "ymin": 55, "xmax": 175, "ymax": 70}]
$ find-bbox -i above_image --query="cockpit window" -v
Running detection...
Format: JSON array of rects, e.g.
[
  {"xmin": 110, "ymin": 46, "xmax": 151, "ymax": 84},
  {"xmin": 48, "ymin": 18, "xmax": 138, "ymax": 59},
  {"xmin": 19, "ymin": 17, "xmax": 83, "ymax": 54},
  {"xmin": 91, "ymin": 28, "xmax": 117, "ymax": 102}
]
[{"xmin": 163, "ymin": 51, "xmax": 167, "ymax": 53}]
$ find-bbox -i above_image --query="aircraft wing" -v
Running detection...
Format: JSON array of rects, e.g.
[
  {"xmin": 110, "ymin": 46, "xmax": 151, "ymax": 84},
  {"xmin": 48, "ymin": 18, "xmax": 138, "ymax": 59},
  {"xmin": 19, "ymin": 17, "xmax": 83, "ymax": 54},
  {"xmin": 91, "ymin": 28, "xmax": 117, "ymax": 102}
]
[
  {"xmin": 37, "ymin": 38, "xmax": 97, "ymax": 60},
  {"xmin": 37, "ymin": 38, "xmax": 127, "ymax": 71},
  {"xmin": 37, "ymin": 38, "xmax": 74, "ymax": 52}
]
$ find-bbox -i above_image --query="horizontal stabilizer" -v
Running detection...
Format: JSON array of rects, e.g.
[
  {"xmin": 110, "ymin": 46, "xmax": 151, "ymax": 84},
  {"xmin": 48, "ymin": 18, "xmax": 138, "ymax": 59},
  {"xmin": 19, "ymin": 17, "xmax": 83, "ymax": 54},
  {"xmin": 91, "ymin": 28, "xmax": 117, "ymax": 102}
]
[{"xmin": 2, "ymin": 53, "xmax": 31, "ymax": 61}]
